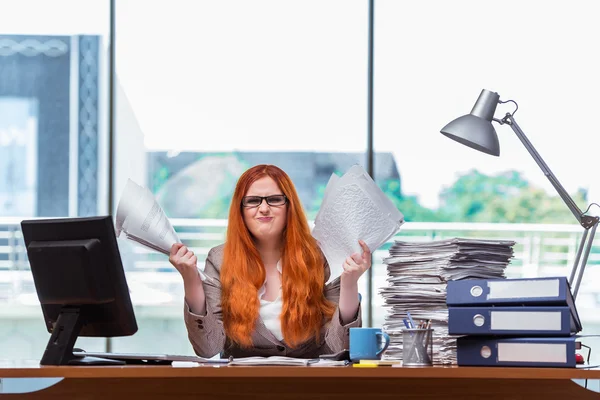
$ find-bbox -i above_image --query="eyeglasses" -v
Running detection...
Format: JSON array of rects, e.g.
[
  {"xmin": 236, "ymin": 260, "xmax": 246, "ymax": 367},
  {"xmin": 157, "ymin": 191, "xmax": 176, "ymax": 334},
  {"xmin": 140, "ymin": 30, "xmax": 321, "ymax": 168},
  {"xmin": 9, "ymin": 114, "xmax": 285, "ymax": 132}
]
[{"xmin": 242, "ymin": 195, "xmax": 288, "ymax": 208}]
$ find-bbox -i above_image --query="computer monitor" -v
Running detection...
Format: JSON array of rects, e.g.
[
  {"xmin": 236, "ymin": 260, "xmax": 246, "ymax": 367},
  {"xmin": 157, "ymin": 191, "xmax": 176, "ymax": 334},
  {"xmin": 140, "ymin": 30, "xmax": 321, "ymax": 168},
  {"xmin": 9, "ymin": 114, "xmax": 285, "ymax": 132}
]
[{"xmin": 21, "ymin": 216, "xmax": 138, "ymax": 365}]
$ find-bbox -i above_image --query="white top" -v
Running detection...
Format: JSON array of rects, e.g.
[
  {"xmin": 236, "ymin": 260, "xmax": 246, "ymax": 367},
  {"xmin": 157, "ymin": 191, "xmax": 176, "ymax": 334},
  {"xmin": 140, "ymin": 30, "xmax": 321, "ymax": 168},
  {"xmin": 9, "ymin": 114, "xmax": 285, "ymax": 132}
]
[{"xmin": 257, "ymin": 261, "xmax": 284, "ymax": 341}]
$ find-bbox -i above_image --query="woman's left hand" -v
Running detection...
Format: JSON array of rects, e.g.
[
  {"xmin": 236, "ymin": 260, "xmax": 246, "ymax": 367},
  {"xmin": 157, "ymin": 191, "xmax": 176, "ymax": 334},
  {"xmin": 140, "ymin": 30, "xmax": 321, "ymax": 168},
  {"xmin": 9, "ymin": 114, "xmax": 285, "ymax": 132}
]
[{"xmin": 341, "ymin": 240, "xmax": 372, "ymax": 286}]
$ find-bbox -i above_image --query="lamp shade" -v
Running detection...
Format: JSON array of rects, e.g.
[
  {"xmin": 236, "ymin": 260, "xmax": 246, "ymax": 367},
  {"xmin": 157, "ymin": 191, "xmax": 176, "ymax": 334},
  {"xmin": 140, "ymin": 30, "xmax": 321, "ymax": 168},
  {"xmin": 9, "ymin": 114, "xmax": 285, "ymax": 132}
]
[{"xmin": 440, "ymin": 89, "xmax": 501, "ymax": 156}]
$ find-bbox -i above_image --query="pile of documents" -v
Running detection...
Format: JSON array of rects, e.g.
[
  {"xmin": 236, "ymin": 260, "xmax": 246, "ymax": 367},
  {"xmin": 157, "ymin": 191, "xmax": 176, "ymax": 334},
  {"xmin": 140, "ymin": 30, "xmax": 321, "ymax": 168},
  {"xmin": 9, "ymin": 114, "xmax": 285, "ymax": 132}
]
[
  {"xmin": 380, "ymin": 238, "xmax": 515, "ymax": 364},
  {"xmin": 312, "ymin": 165, "xmax": 404, "ymax": 281}
]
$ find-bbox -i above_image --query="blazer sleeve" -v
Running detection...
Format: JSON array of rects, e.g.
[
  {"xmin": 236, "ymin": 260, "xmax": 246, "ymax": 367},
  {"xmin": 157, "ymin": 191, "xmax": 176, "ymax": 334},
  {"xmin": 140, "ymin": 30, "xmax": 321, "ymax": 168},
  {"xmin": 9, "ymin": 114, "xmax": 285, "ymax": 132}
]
[
  {"xmin": 322, "ymin": 275, "xmax": 363, "ymax": 352},
  {"xmin": 183, "ymin": 246, "xmax": 226, "ymax": 358}
]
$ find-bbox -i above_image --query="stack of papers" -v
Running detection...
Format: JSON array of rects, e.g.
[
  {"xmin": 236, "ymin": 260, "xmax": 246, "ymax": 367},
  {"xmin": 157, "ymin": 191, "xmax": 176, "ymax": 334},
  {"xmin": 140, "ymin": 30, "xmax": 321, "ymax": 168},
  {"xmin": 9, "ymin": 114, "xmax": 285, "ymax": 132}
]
[
  {"xmin": 380, "ymin": 238, "xmax": 515, "ymax": 364},
  {"xmin": 312, "ymin": 165, "xmax": 404, "ymax": 281}
]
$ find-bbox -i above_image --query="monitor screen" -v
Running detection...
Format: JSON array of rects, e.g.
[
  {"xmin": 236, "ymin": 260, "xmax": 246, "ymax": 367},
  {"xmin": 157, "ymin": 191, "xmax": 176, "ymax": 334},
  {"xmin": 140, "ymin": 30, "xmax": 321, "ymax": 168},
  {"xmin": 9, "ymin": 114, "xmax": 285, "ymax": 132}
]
[{"xmin": 21, "ymin": 216, "xmax": 138, "ymax": 365}]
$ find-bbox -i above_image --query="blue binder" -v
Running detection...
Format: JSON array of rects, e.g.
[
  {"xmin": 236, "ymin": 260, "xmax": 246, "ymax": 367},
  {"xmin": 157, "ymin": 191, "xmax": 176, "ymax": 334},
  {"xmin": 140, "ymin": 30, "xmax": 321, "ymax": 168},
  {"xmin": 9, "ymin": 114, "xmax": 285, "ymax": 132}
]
[
  {"xmin": 446, "ymin": 276, "xmax": 582, "ymax": 332},
  {"xmin": 448, "ymin": 306, "xmax": 575, "ymax": 336},
  {"xmin": 456, "ymin": 336, "xmax": 577, "ymax": 368}
]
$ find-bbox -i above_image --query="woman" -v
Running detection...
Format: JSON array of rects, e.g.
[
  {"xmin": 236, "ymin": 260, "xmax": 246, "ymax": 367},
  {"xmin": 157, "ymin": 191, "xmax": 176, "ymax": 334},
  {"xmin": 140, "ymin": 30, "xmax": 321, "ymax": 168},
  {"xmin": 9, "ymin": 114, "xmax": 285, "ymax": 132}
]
[{"xmin": 169, "ymin": 164, "xmax": 371, "ymax": 358}]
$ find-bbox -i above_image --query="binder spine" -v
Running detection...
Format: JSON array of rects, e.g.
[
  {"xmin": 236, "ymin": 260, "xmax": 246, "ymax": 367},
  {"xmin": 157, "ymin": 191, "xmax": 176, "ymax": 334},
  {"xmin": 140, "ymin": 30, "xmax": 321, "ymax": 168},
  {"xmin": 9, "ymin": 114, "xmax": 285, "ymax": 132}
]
[
  {"xmin": 446, "ymin": 277, "xmax": 569, "ymax": 306},
  {"xmin": 447, "ymin": 306, "xmax": 572, "ymax": 336},
  {"xmin": 456, "ymin": 337, "xmax": 577, "ymax": 368}
]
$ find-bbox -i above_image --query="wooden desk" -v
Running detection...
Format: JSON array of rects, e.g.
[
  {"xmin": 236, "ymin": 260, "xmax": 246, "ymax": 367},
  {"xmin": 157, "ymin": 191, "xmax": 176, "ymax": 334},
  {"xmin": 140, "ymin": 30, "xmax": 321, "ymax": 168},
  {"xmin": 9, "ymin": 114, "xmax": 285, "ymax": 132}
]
[{"xmin": 1, "ymin": 361, "xmax": 600, "ymax": 399}]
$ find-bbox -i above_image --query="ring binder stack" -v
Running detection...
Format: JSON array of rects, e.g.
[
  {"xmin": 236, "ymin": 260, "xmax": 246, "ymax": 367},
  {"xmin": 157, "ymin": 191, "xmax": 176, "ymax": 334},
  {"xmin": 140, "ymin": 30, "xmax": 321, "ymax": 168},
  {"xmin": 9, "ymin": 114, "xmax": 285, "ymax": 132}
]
[{"xmin": 447, "ymin": 276, "xmax": 583, "ymax": 367}]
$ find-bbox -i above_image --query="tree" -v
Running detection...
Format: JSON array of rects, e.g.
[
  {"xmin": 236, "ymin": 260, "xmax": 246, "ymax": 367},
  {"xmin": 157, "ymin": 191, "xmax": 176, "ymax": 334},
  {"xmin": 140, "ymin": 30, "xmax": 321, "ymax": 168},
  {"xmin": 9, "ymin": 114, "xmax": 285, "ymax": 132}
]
[
  {"xmin": 438, "ymin": 169, "xmax": 587, "ymax": 223},
  {"xmin": 377, "ymin": 178, "xmax": 442, "ymax": 222}
]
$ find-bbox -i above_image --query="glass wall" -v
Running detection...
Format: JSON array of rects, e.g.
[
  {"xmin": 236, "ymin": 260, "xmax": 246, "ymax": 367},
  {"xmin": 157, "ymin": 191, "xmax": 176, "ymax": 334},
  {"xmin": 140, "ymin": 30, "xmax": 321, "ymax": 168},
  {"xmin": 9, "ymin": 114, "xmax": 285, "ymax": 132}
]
[
  {"xmin": 0, "ymin": 0, "xmax": 110, "ymax": 359},
  {"xmin": 113, "ymin": 0, "xmax": 370, "ymax": 354},
  {"xmin": 2, "ymin": 0, "xmax": 600, "ymax": 363},
  {"xmin": 373, "ymin": 0, "xmax": 600, "ymax": 354}
]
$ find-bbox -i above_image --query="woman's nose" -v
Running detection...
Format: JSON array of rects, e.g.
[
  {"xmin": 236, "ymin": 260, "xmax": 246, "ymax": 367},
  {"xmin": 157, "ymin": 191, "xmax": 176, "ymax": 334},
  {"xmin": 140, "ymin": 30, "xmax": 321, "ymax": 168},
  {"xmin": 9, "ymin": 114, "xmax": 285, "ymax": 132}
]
[{"xmin": 258, "ymin": 201, "xmax": 270, "ymax": 212}]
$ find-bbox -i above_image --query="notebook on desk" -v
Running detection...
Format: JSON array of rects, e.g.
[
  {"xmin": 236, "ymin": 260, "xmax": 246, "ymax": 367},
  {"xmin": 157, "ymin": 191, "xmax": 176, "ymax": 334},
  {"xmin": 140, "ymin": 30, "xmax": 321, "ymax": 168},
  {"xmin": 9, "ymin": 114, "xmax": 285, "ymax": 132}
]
[{"xmin": 72, "ymin": 351, "xmax": 229, "ymax": 365}]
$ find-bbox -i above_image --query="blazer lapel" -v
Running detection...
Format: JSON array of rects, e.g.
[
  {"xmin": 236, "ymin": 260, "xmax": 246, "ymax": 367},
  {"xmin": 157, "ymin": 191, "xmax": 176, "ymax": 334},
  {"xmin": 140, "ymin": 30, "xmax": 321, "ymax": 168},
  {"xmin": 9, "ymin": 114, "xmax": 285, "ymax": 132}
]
[{"xmin": 254, "ymin": 316, "xmax": 284, "ymax": 347}]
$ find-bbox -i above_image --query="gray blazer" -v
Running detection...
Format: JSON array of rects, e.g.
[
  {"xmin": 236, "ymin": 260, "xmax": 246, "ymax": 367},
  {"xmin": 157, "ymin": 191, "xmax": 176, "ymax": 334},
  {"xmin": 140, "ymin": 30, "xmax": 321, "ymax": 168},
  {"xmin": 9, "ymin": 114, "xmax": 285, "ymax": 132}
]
[{"xmin": 184, "ymin": 244, "xmax": 362, "ymax": 358}]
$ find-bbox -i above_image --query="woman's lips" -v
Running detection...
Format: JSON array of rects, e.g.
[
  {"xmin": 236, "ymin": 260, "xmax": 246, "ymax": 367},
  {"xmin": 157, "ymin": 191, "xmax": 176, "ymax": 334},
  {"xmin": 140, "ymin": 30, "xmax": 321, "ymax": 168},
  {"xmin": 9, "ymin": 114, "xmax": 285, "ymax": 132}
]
[{"xmin": 257, "ymin": 217, "xmax": 273, "ymax": 222}]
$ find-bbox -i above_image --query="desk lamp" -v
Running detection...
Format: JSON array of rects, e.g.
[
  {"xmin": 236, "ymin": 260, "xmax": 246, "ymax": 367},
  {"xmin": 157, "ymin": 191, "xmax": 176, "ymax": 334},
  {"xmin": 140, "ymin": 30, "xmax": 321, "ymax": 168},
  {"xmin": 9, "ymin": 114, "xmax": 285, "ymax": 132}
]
[{"xmin": 440, "ymin": 89, "xmax": 599, "ymax": 300}]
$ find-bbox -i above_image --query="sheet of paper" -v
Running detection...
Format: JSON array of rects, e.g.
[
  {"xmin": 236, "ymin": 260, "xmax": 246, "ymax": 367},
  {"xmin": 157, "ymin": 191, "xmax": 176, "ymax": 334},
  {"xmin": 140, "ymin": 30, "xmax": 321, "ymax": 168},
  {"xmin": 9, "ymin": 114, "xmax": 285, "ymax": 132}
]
[
  {"xmin": 227, "ymin": 356, "xmax": 347, "ymax": 366},
  {"xmin": 117, "ymin": 180, "xmax": 180, "ymax": 253},
  {"xmin": 115, "ymin": 179, "xmax": 146, "ymax": 236},
  {"xmin": 312, "ymin": 165, "xmax": 404, "ymax": 281},
  {"xmin": 115, "ymin": 178, "xmax": 212, "ymax": 282},
  {"xmin": 228, "ymin": 356, "xmax": 313, "ymax": 366}
]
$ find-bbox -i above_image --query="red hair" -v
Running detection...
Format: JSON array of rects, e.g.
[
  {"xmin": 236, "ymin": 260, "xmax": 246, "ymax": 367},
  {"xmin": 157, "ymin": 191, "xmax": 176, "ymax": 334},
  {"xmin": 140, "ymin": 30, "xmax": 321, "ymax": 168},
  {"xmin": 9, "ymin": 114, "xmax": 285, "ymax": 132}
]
[{"xmin": 221, "ymin": 164, "xmax": 335, "ymax": 348}]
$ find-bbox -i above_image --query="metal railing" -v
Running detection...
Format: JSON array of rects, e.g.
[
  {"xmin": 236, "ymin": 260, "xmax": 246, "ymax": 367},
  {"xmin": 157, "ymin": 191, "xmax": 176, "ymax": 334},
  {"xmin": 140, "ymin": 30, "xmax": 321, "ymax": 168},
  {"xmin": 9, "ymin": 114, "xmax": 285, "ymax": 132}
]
[{"xmin": 2, "ymin": 218, "xmax": 599, "ymax": 322}]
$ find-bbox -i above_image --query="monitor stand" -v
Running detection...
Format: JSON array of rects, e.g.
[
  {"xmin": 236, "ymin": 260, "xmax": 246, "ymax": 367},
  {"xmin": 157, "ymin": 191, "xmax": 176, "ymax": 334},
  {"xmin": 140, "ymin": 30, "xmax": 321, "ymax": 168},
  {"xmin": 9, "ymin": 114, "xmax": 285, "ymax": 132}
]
[{"xmin": 41, "ymin": 306, "xmax": 124, "ymax": 366}]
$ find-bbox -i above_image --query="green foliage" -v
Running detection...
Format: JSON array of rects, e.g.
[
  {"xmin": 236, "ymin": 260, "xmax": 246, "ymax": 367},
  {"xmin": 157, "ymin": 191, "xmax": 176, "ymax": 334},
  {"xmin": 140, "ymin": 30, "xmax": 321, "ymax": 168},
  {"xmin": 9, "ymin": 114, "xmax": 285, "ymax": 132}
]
[
  {"xmin": 152, "ymin": 157, "xmax": 588, "ymax": 224},
  {"xmin": 200, "ymin": 197, "xmax": 232, "ymax": 219},
  {"xmin": 378, "ymin": 179, "xmax": 442, "ymax": 222},
  {"xmin": 152, "ymin": 166, "xmax": 171, "ymax": 193},
  {"xmin": 437, "ymin": 169, "xmax": 587, "ymax": 223},
  {"xmin": 307, "ymin": 170, "xmax": 589, "ymax": 224},
  {"xmin": 307, "ymin": 183, "xmax": 327, "ymax": 220},
  {"xmin": 391, "ymin": 195, "xmax": 445, "ymax": 222}
]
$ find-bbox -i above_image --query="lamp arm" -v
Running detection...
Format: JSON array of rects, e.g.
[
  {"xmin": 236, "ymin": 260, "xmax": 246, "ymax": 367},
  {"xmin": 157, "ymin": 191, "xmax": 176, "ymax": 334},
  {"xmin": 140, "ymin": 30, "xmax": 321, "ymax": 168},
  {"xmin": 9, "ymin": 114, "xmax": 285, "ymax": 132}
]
[
  {"xmin": 502, "ymin": 114, "xmax": 589, "ymax": 226},
  {"xmin": 501, "ymin": 113, "xmax": 599, "ymax": 301}
]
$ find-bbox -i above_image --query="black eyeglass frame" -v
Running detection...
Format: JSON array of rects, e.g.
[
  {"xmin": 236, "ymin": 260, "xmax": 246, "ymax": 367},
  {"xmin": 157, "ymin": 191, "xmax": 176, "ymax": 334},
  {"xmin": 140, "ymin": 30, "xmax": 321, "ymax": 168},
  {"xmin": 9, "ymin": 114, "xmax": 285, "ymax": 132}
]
[{"xmin": 241, "ymin": 194, "xmax": 288, "ymax": 208}]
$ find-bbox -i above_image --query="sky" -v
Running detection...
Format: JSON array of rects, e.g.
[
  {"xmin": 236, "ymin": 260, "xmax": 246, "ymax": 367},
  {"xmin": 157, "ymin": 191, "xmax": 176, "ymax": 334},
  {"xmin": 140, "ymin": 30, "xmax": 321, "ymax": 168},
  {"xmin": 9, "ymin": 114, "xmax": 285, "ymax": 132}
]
[{"xmin": 1, "ymin": 0, "xmax": 599, "ymax": 211}]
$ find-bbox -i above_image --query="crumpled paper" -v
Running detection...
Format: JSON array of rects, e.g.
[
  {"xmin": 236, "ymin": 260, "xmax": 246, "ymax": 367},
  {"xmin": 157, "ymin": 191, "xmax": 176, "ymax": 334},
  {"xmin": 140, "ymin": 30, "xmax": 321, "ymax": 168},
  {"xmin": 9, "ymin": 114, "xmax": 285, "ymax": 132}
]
[{"xmin": 312, "ymin": 165, "xmax": 404, "ymax": 281}]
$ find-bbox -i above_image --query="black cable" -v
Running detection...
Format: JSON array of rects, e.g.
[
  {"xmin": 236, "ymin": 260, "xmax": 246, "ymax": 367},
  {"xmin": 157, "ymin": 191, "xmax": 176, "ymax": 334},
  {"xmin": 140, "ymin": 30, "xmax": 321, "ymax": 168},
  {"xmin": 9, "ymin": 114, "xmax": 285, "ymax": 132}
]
[
  {"xmin": 581, "ymin": 344, "xmax": 592, "ymax": 389},
  {"xmin": 499, "ymin": 99, "xmax": 519, "ymax": 117},
  {"xmin": 582, "ymin": 203, "xmax": 600, "ymax": 215}
]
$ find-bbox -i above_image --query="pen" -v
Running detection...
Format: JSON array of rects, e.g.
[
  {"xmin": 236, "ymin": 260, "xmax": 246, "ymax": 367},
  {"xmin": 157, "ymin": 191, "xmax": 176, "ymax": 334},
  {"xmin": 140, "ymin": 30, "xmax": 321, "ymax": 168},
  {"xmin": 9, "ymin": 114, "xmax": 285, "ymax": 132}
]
[
  {"xmin": 423, "ymin": 320, "xmax": 433, "ymax": 364},
  {"xmin": 407, "ymin": 312, "xmax": 416, "ymax": 329}
]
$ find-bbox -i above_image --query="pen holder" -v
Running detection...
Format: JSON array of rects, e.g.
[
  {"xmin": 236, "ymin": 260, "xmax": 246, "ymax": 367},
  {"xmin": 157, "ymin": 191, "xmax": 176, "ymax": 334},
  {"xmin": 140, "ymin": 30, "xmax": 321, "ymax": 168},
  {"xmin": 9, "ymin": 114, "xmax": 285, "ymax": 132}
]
[{"xmin": 401, "ymin": 328, "xmax": 434, "ymax": 367}]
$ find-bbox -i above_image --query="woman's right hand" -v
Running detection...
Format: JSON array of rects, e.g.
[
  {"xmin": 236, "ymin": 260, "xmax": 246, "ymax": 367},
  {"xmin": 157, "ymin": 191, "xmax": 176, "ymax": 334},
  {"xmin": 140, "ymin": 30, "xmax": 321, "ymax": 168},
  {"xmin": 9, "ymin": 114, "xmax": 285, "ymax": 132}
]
[{"xmin": 169, "ymin": 243, "xmax": 199, "ymax": 281}]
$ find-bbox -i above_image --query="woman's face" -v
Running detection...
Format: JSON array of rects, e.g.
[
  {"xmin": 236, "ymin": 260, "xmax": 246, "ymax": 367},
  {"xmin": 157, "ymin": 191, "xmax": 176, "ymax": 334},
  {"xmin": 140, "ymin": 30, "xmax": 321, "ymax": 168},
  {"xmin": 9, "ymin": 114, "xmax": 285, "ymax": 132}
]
[{"xmin": 242, "ymin": 176, "xmax": 288, "ymax": 243}]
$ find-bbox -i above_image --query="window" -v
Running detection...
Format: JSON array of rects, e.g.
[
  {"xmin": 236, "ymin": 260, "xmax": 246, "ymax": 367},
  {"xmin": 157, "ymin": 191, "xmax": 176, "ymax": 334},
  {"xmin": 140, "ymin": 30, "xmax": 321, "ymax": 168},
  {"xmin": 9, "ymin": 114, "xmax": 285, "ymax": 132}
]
[
  {"xmin": 373, "ymin": 0, "xmax": 600, "ymax": 333},
  {"xmin": 114, "ymin": 0, "xmax": 369, "ymax": 354},
  {"xmin": 0, "ymin": 0, "xmax": 109, "ymax": 360}
]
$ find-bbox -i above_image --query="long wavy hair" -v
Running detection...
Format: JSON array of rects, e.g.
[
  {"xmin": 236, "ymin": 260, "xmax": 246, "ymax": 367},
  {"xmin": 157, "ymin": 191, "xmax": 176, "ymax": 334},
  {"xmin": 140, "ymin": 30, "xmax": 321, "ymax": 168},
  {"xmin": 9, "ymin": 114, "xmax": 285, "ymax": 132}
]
[{"xmin": 221, "ymin": 164, "xmax": 335, "ymax": 348}]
